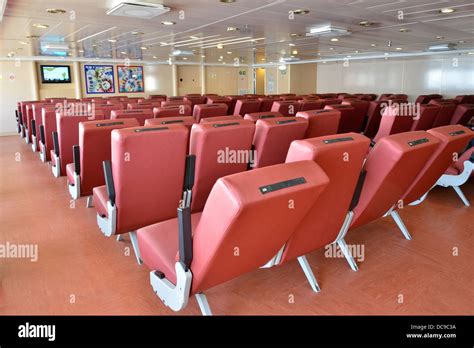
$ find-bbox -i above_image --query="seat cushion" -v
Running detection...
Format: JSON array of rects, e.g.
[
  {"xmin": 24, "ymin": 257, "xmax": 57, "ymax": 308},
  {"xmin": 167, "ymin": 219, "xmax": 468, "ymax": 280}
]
[
  {"xmin": 138, "ymin": 213, "xmax": 202, "ymax": 285},
  {"xmin": 445, "ymin": 165, "xmax": 460, "ymax": 175},
  {"xmin": 92, "ymin": 185, "xmax": 109, "ymax": 218},
  {"xmin": 66, "ymin": 163, "xmax": 75, "ymax": 185}
]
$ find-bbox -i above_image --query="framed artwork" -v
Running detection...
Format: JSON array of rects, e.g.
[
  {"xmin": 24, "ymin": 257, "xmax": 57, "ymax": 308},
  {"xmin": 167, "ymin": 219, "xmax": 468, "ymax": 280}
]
[
  {"xmin": 84, "ymin": 65, "xmax": 115, "ymax": 94},
  {"xmin": 117, "ymin": 65, "xmax": 145, "ymax": 93}
]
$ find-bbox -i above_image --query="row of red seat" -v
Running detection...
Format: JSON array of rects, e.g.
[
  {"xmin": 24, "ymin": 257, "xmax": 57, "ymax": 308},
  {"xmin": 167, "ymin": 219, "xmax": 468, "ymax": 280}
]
[{"xmin": 13, "ymin": 93, "xmax": 474, "ymax": 315}]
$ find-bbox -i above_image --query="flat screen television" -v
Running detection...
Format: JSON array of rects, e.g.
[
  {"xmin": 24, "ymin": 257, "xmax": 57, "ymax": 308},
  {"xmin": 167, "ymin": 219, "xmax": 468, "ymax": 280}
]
[{"xmin": 40, "ymin": 65, "xmax": 71, "ymax": 83}]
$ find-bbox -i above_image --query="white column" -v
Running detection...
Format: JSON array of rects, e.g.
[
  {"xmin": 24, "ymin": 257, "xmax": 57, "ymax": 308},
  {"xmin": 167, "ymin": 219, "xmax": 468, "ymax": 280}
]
[
  {"xmin": 73, "ymin": 62, "xmax": 82, "ymax": 99},
  {"xmin": 200, "ymin": 64, "xmax": 206, "ymax": 95},
  {"xmin": 172, "ymin": 64, "xmax": 178, "ymax": 96}
]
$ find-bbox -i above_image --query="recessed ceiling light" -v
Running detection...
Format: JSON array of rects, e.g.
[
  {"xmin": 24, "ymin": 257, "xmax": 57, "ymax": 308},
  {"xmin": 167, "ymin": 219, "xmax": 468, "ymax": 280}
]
[
  {"xmin": 396, "ymin": 47, "xmax": 403, "ymax": 50},
  {"xmin": 458, "ymin": 40, "xmax": 465, "ymax": 44},
  {"xmin": 220, "ymin": 0, "xmax": 236, "ymax": 3},
  {"xmin": 78, "ymin": 49, "xmax": 84, "ymax": 53},
  {"xmin": 292, "ymin": 50, "xmax": 298, "ymax": 55},
  {"xmin": 152, "ymin": 56, "xmax": 158, "ymax": 59},
  {"xmin": 227, "ymin": 26, "xmax": 239, "ymax": 31},
  {"xmin": 439, "ymin": 8, "xmax": 455, "ymax": 14},
  {"xmin": 355, "ymin": 50, "xmax": 359, "ymax": 53},
  {"xmin": 288, "ymin": 43, "xmax": 296, "ymax": 47},
  {"xmin": 120, "ymin": 51, "xmax": 127, "ymax": 54},
  {"xmin": 399, "ymin": 28, "xmax": 411, "ymax": 33},
  {"xmin": 290, "ymin": 33, "xmax": 301, "ymax": 37},
  {"xmin": 291, "ymin": 9, "xmax": 310, "ymax": 15},
  {"xmin": 468, "ymin": 52, "xmax": 474, "ymax": 55},
  {"xmin": 370, "ymin": 43, "xmax": 377, "ymax": 47},
  {"xmin": 346, "ymin": 55, "xmax": 352, "ymax": 58},
  {"xmin": 33, "ymin": 23, "xmax": 49, "ymax": 29},
  {"xmin": 19, "ymin": 41, "xmax": 29, "ymax": 45},
  {"xmin": 217, "ymin": 43, "xmax": 224, "ymax": 49},
  {"xmin": 189, "ymin": 36, "xmax": 199, "ymax": 39},
  {"xmin": 226, "ymin": 51, "xmax": 232, "ymax": 54},
  {"xmin": 108, "ymin": 39, "xmax": 117, "ymax": 43},
  {"xmin": 219, "ymin": 56, "xmax": 224, "ymax": 59},
  {"xmin": 436, "ymin": 36, "xmax": 444, "ymax": 40},
  {"xmin": 92, "ymin": 44, "xmax": 98, "ymax": 47},
  {"xmin": 330, "ymin": 38, "xmax": 339, "ymax": 42},
  {"xmin": 261, "ymin": 58, "xmax": 265, "ymax": 61},
  {"xmin": 359, "ymin": 21, "xmax": 374, "ymax": 27},
  {"xmin": 161, "ymin": 21, "xmax": 175, "ymax": 26},
  {"xmin": 131, "ymin": 31, "xmax": 144, "ymax": 35},
  {"xmin": 140, "ymin": 46, "xmax": 147, "ymax": 50},
  {"xmin": 46, "ymin": 8, "xmax": 66, "ymax": 14},
  {"xmin": 182, "ymin": 57, "xmax": 187, "ymax": 60},
  {"xmin": 329, "ymin": 47, "xmax": 335, "ymax": 50},
  {"xmin": 201, "ymin": 55, "xmax": 206, "ymax": 58}
]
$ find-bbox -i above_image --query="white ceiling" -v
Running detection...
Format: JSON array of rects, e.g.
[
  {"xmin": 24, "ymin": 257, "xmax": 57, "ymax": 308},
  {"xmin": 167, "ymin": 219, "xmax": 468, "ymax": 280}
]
[{"xmin": 0, "ymin": 0, "xmax": 473, "ymax": 65}]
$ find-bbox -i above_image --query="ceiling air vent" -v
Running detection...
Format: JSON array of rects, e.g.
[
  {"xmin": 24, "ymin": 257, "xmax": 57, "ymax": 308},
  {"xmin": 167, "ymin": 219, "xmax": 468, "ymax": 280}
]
[
  {"xmin": 428, "ymin": 43, "xmax": 456, "ymax": 51},
  {"xmin": 306, "ymin": 25, "xmax": 351, "ymax": 37},
  {"xmin": 106, "ymin": 2, "xmax": 170, "ymax": 19}
]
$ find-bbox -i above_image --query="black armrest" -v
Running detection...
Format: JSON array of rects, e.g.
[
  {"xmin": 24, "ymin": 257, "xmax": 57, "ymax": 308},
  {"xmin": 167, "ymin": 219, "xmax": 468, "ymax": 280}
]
[
  {"xmin": 183, "ymin": 155, "xmax": 196, "ymax": 191},
  {"xmin": 15, "ymin": 110, "xmax": 18, "ymax": 121},
  {"xmin": 18, "ymin": 111, "xmax": 23, "ymax": 125},
  {"xmin": 469, "ymin": 152, "xmax": 474, "ymax": 163},
  {"xmin": 73, "ymin": 145, "xmax": 80, "ymax": 175},
  {"xmin": 52, "ymin": 131, "xmax": 59, "ymax": 157},
  {"xmin": 178, "ymin": 206, "xmax": 193, "ymax": 270},
  {"xmin": 349, "ymin": 170, "xmax": 367, "ymax": 211},
  {"xmin": 31, "ymin": 120, "xmax": 36, "ymax": 136},
  {"xmin": 39, "ymin": 125, "xmax": 45, "ymax": 145},
  {"xmin": 102, "ymin": 160, "xmax": 116, "ymax": 206},
  {"xmin": 370, "ymin": 140, "xmax": 376, "ymax": 148}
]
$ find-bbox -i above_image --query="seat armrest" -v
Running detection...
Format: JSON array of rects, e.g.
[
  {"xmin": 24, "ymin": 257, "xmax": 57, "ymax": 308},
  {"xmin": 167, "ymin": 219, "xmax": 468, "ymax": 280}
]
[
  {"xmin": 52, "ymin": 131, "xmax": 59, "ymax": 156},
  {"xmin": 349, "ymin": 170, "xmax": 367, "ymax": 211},
  {"xmin": 178, "ymin": 207, "xmax": 193, "ymax": 271},
  {"xmin": 102, "ymin": 160, "xmax": 116, "ymax": 206},
  {"xmin": 39, "ymin": 125, "xmax": 45, "ymax": 145},
  {"xmin": 73, "ymin": 145, "xmax": 80, "ymax": 175}
]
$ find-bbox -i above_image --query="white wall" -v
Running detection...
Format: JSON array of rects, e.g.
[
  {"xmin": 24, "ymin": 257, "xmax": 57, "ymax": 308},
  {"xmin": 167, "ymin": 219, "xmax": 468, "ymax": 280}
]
[{"xmin": 317, "ymin": 56, "xmax": 474, "ymax": 102}]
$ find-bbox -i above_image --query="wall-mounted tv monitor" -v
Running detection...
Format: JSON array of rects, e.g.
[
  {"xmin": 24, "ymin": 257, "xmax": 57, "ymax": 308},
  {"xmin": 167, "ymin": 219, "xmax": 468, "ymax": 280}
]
[{"xmin": 40, "ymin": 65, "xmax": 71, "ymax": 83}]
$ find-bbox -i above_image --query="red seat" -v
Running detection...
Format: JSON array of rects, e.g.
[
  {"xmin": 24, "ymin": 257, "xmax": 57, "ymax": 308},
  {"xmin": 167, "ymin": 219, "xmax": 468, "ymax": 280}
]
[
  {"xmin": 67, "ymin": 118, "xmax": 139, "ymax": 200},
  {"xmin": 410, "ymin": 104, "xmax": 441, "ymax": 131},
  {"xmin": 350, "ymin": 131, "xmax": 440, "ymax": 232},
  {"xmin": 450, "ymin": 104, "xmax": 474, "ymax": 126},
  {"xmin": 373, "ymin": 104, "xmax": 414, "ymax": 143},
  {"xmin": 184, "ymin": 95, "xmax": 206, "ymax": 108},
  {"xmin": 137, "ymin": 160, "xmax": 329, "ymax": 314},
  {"xmin": 271, "ymin": 101, "xmax": 301, "ymax": 117},
  {"xmin": 111, "ymin": 109, "xmax": 153, "ymax": 126},
  {"xmin": 31, "ymin": 103, "xmax": 54, "ymax": 152},
  {"xmin": 258, "ymin": 97, "xmax": 279, "ymax": 112},
  {"xmin": 364, "ymin": 101, "xmax": 385, "ymax": 138},
  {"xmin": 149, "ymin": 94, "xmax": 167, "ymax": 100},
  {"xmin": 38, "ymin": 106, "xmax": 57, "ymax": 162},
  {"xmin": 280, "ymin": 133, "xmax": 370, "ymax": 272},
  {"xmin": 93, "ymin": 124, "xmax": 189, "ymax": 241},
  {"xmin": 320, "ymin": 98, "xmax": 342, "ymax": 107},
  {"xmin": 253, "ymin": 117, "xmax": 308, "ymax": 169},
  {"xmin": 454, "ymin": 95, "xmax": 470, "ymax": 104},
  {"xmin": 24, "ymin": 101, "xmax": 46, "ymax": 144},
  {"xmin": 94, "ymin": 104, "xmax": 122, "ymax": 119},
  {"xmin": 401, "ymin": 125, "xmax": 473, "ymax": 205},
  {"xmin": 192, "ymin": 103, "xmax": 228, "ymax": 122},
  {"xmin": 199, "ymin": 115, "xmax": 242, "ymax": 123},
  {"xmin": 430, "ymin": 102, "xmax": 457, "ymax": 128},
  {"xmin": 324, "ymin": 104, "xmax": 357, "ymax": 133},
  {"xmin": 298, "ymin": 99, "xmax": 324, "ymax": 112},
  {"xmin": 189, "ymin": 120, "xmax": 255, "ymax": 213},
  {"xmin": 243, "ymin": 111, "xmax": 283, "ymax": 122},
  {"xmin": 153, "ymin": 105, "xmax": 192, "ymax": 118},
  {"xmin": 296, "ymin": 109, "xmax": 341, "ymax": 138},
  {"xmin": 161, "ymin": 100, "xmax": 193, "ymax": 108},
  {"xmin": 342, "ymin": 100, "xmax": 369, "ymax": 132},
  {"xmin": 233, "ymin": 99, "xmax": 261, "ymax": 116},
  {"xmin": 167, "ymin": 96, "xmax": 185, "ymax": 102},
  {"xmin": 206, "ymin": 96, "xmax": 233, "ymax": 114},
  {"xmin": 127, "ymin": 103, "xmax": 156, "ymax": 110},
  {"xmin": 145, "ymin": 116, "xmax": 196, "ymax": 131},
  {"xmin": 51, "ymin": 111, "xmax": 105, "ymax": 178}
]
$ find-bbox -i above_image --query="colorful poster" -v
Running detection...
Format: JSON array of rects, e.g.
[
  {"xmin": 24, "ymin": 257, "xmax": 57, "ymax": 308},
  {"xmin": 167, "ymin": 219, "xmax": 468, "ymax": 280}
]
[
  {"xmin": 84, "ymin": 65, "xmax": 115, "ymax": 94},
  {"xmin": 117, "ymin": 66, "xmax": 144, "ymax": 93}
]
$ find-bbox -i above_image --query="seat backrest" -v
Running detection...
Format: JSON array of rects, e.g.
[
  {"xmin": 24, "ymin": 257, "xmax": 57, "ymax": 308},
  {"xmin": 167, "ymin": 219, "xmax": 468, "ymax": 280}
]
[
  {"xmin": 342, "ymin": 99, "xmax": 370, "ymax": 120},
  {"xmin": 190, "ymin": 120, "xmax": 255, "ymax": 213},
  {"xmin": 253, "ymin": 117, "xmax": 308, "ymax": 169},
  {"xmin": 324, "ymin": 104, "xmax": 357, "ymax": 133},
  {"xmin": 184, "ymin": 95, "xmax": 206, "ymax": 108},
  {"xmin": 450, "ymin": 104, "xmax": 474, "ymax": 125},
  {"xmin": 296, "ymin": 109, "xmax": 340, "ymax": 138},
  {"xmin": 190, "ymin": 160, "xmax": 329, "ymax": 294},
  {"xmin": 167, "ymin": 96, "xmax": 184, "ymax": 101},
  {"xmin": 364, "ymin": 101, "xmax": 385, "ymax": 138},
  {"xmin": 153, "ymin": 105, "xmax": 192, "ymax": 118},
  {"xmin": 270, "ymin": 101, "xmax": 301, "ymax": 117},
  {"xmin": 373, "ymin": 104, "xmax": 415, "ymax": 142},
  {"xmin": 298, "ymin": 99, "xmax": 324, "ymax": 112},
  {"xmin": 233, "ymin": 99, "xmax": 261, "ymax": 116},
  {"xmin": 199, "ymin": 115, "xmax": 242, "ymax": 123},
  {"xmin": 94, "ymin": 104, "xmax": 122, "ymax": 118},
  {"xmin": 79, "ymin": 118, "xmax": 139, "ymax": 196},
  {"xmin": 192, "ymin": 103, "xmax": 229, "ymax": 122},
  {"xmin": 149, "ymin": 94, "xmax": 167, "ymax": 99},
  {"xmin": 32, "ymin": 103, "xmax": 53, "ymax": 138},
  {"xmin": 281, "ymin": 133, "xmax": 371, "ymax": 262},
  {"xmin": 145, "ymin": 116, "xmax": 196, "ymax": 131},
  {"xmin": 454, "ymin": 147, "xmax": 474, "ymax": 174},
  {"xmin": 40, "ymin": 106, "xmax": 58, "ymax": 160},
  {"xmin": 350, "ymin": 131, "xmax": 441, "ymax": 229},
  {"xmin": 244, "ymin": 111, "xmax": 283, "ymax": 122},
  {"xmin": 401, "ymin": 125, "xmax": 473, "ymax": 204},
  {"xmin": 161, "ymin": 100, "xmax": 192, "ymax": 108},
  {"xmin": 431, "ymin": 103, "xmax": 457, "ymax": 128},
  {"xmin": 321, "ymin": 98, "xmax": 342, "ymax": 107},
  {"xmin": 454, "ymin": 95, "xmax": 469, "ymax": 104},
  {"xmin": 411, "ymin": 104, "xmax": 441, "ymax": 131},
  {"xmin": 258, "ymin": 97, "xmax": 278, "ymax": 112},
  {"xmin": 112, "ymin": 124, "xmax": 189, "ymax": 233},
  {"xmin": 110, "ymin": 109, "xmax": 153, "ymax": 126},
  {"xmin": 57, "ymin": 111, "xmax": 105, "ymax": 174}
]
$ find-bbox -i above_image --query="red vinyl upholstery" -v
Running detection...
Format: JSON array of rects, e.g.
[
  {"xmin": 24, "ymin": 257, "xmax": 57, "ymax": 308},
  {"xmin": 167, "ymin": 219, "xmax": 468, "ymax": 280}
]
[
  {"xmin": 93, "ymin": 124, "xmax": 189, "ymax": 234},
  {"xmin": 373, "ymin": 104, "xmax": 414, "ymax": 143},
  {"xmin": 189, "ymin": 120, "xmax": 255, "ymax": 213},
  {"xmin": 410, "ymin": 104, "xmax": 441, "ymax": 131},
  {"xmin": 324, "ymin": 104, "xmax": 357, "ymax": 133},
  {"xmin": 161, "ymin": 100, "xmax": 193, "ymax": 108},
  {"xmin": 342, "ymin": 99, "xmax": 370, "ymax": 132},
  {"xmin": 258, "ymin": 97, "xmax": 278, "ymax": 112},
  {"xmin": 199, "ymin": 115, "xmax": 242, "ymax": 123},
  {"xmin": 153, "ymin": 105, "xmax": 192, "ymax": 118},
  {"xmin": 350, "ymin": 131, "xmax": 441, "ymax": 229},
  {"xmin": 253, "ymin": 117, "xmax": 308, "ymax": 169},
  {"xmin": 298, "ymin": 99, "xmax": 324, "ymax": 112},
  {"xmin": 111, "ymin": 109, "xmax": 153, "ymax": 126},
  {"xmin": 450, "ymin": 104, "xmax": 474, "ymax": 126},
  {"xmin": 401, "ymin": 125, "xmax": 473, "ymax": 204},
  {"xmin": 192, "ymin": 103, "xmax": 229, "ymax": 122},
  {"xmin": 145, "ymin": 116, "xmax": 196, "ymax": 131},
  {"xmin": 364, "ymin": 101, "xmax": 385, "ymax": 138},
  {"xmin": 233, "ymin": 99, "xmax": 261, "ymax": 116},
  {"xmin": 68, "ymin": 118, "xmax": 139, "ymax": 197},
  {"xmin": 244, "ymin": 112, "xmax": 283, "ymax": 122},
  {"xmin": 41, "ymin": 108, "xmax": 59, "ymax": 162},
  {"xmin": 32, "ymin": 104, "xmax": 55, "ymax": 151},
  {"xmin": 137, "ymin": 160, "xmax": 329, "ymax": 293},
  {"xmin": 271, "ymin": 101, "xmax": 301, "ymax": 117},
  {"xmin": 430, "ymin": 102, "xmax": 457, "ymax": 128},
  {"xmin": 94, "ymin": 104, "xmax": 122, "ymax": 119},
  {"xmin": 207, "ymin": 96, "xmax": 233, "ymax": 114},
  {"xmin": 184, "ymin": 95, "xmax": 206, "ymax": 108},
  {"xmin": 281, "ymin": 133, "xmax": 371, "ymax": 262},
  {"xmin": 296, "ymin": 109, "xmax": 341, "ymax": 138}
]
